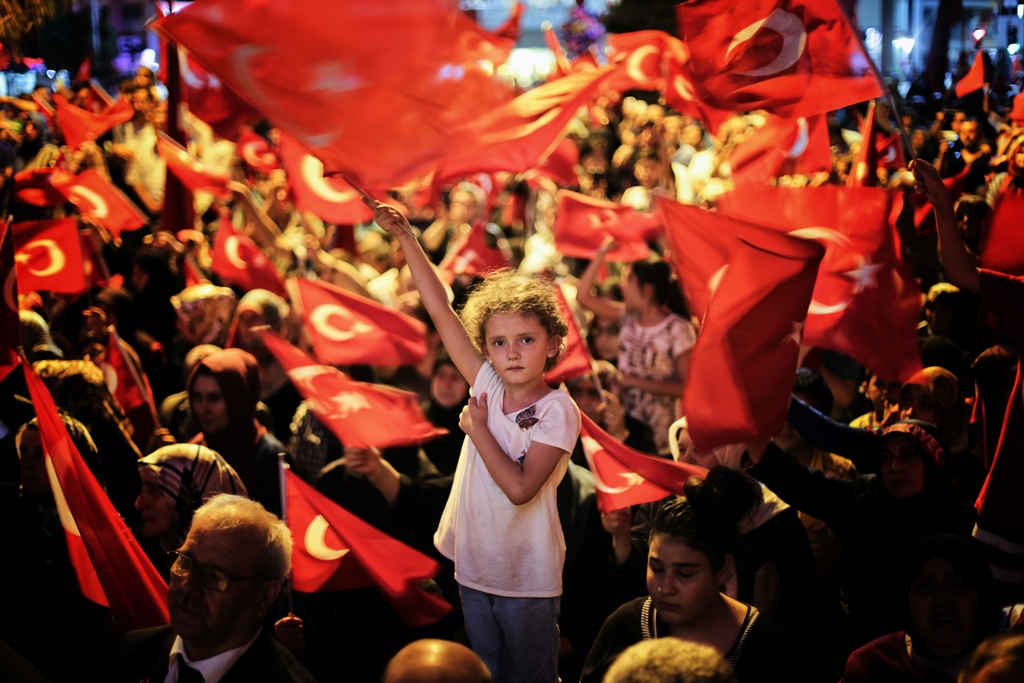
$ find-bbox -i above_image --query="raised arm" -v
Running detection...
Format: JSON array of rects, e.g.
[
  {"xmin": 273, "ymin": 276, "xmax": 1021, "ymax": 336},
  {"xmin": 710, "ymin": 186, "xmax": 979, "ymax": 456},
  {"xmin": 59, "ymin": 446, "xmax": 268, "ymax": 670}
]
[
  {"xmin": 370, "ymin": 201, "xmax": 483, "ymax": 383},
  {"xmin": 576, "ymin": 241, "xmax": 626, "ymax": 321},
  {"xmin": 912, "ymin": 159, "xmax": 980, "ymax": 293}
]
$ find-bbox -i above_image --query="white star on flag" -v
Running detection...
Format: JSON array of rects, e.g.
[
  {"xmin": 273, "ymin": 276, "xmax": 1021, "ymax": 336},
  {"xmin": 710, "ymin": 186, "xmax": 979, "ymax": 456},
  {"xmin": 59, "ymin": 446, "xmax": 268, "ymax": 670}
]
[{"xmin": 844, "ymin": 257, "xmax": 884, "ymax": 294}]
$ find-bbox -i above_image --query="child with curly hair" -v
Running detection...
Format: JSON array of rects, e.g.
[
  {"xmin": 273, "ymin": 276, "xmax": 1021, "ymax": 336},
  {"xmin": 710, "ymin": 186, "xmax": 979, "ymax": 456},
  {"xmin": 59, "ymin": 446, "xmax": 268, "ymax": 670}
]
[{"xmin": 370, "ymin": 200, "xmax": 582, "ymax": 683}]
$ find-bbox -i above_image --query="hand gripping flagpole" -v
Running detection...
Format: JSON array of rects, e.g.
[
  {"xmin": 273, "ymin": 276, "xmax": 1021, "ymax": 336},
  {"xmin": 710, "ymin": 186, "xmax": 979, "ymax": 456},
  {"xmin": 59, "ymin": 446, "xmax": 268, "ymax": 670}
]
[
  {"xmin": 277, "ymin": 452, "xmax": 295, "ymax": 616},
  {"xmin": 336, "ymin": 173, "xmax": 418, "ymax": 238}
]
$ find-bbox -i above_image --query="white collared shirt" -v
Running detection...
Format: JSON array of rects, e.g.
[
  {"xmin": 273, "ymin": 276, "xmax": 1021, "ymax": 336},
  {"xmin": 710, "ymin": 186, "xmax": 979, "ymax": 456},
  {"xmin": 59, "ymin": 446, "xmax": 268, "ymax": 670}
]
[{"xmin": 164, "ymin": 628, "xmax": 261, "ymax": 683}]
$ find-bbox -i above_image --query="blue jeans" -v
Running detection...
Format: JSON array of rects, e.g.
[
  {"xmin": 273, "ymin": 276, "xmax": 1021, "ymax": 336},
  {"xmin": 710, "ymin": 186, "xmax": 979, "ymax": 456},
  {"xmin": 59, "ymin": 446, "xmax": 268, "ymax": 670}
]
[{"xmin": 459, "ymin": 584, "xmax": 561, "ymax": 683}]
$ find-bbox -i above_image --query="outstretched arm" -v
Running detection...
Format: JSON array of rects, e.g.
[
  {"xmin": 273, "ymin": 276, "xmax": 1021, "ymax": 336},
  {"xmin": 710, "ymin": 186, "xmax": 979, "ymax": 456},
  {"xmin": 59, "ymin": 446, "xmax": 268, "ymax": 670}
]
[
  {"xmin": 370, "ymin": 201, "xmax": 483, "ymax": 384},
  {"xmin": 576, "ymin": 241, "xmax": 626, "ymax": 321},
  {"xmin": 912, "ymin": 159, "xmax": 980, "ymax": 293}
]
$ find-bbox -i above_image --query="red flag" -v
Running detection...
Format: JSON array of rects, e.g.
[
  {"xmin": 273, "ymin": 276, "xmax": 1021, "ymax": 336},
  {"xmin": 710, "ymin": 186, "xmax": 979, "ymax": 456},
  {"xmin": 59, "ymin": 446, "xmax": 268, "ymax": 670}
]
[
  {"xmin": 438, "ymin": 220, "xmax": 510, "ymax": 282},
  {"xmin": 955, "ymin": 50, "xmax": 985, "ymax": 98},
  {"xmin": 543, "ymin": 23, "xmax": 574, "ymax": 78},
  {"xmin": 12, "ymin": 218, "xmax": 87, "ymax": 294},
  {"xmin": 911, "ymin": 166, "xmax": 969, "ymax": 236},
  {"xmin": 54, "ymin": 93, "xmax": 134, "ymax": 151},
  {"xmin": 847, "ymin": 103, "xmax": 881, "ymax": 187},
  {"xmin": 716, "ymin": 186, "xmax": 923, "ymax": 382},
  {"xmin": 675, "ymin": 0, "xmax": 882, "ymax": 117},
  {"xmin": 979, "ymin": 194, "xmax": 1024, "ymax": 276},
  {"xmin": 23, "ymin": 360, "xmax": 169, "ymax": 630},
  {"xmin": 728, "ymin": 114, "xmax": 831, "ymax": 186},
  {"xmin": 0, "ymin": 220, "xmax": 18, "ymax": 383},
  {"xmin": 75, "ymin": 53, "xmax": 92, "ymax": 82},
  {"xmin": 580, "ymin": 413, "xmax": 707, "ymax": 513},
  {"xmin": 280, "ymin": 136, "xmax": 374, "ymax": 225},
  {"xmin": 260, "ymin": 332, "xmax": 447, "ymax": 450},
  {"xmin": 544, "ymin": 282, "xmax": 594, "ymax": 385},
  {"xmin": 293, "ymin": 278, "xmax": 427, "ymax": 367},
  {"xmin": 156, "ymin": 132, "xmax": 231, "ymax": 198},
  {"xmin": 523, "ymin": 137, "xmax": 579, "ymax": 188},
  {"xmin": 13, "ymin": 167, "xmax": 64, "ymax": 207},
  {"xmin": 89, "ymin": 79, "xmax": 117, "ymax": 109},
  {"xmin": 79, "ymin": 231, "xmax": 111, "ymax": 288},
  {"xmin": 102, "ymin": 327, "xmax": 158, "ymax": 447},
  {"xmin": 179, "ymin": 47, "xmax": 261, "ymax": 140},
  {"xmin": 237, "ymin": 129, "xmax": 280, "ymax": 174},
  {"xmin": 153, "ymin": 1, "xmax": 511, "ymax": 188},
  {"xmin": 553, "ymin": 191, "xmax": 657, "ymax": 262},
  {"xmin": 659, "ymin": 198, "xmax": 825, "ymax": 450},
  {"xmin": 492, "ymin": 2, "xmax": 525, "ymax": 50},
  {"xmin": 210, "ymin": 214, "xmax": 287, "ymax": 297},
  {"xmin": 285, "ymin": 468, "xmax": 451, "ymax": 627},
  {"xmin": 50, "ymin": 169, "xmax": 148, "ymax": 239}
]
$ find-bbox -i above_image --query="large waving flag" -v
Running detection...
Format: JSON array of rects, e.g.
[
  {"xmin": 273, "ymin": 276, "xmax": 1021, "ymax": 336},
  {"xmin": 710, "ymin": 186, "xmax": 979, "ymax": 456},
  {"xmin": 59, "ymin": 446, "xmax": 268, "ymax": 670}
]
[
  {"xmin": 260, "ymin": 332, "xmax": 446, "ymax": 450},
  {"xmin": 53, "ymin": 93, "xmax": 134, "ymax": 151},
  {"xmin": 0, "ymin": 220, "xmax": 18, "ymax": 383},
  {"xmin": 153, "ymin": 0, "xmax": 511, "ymax": 188},
  {"xmin": 50, "ymin": 169, "xmax": 148, "ymax": 239},
  {"xmin": 279, "ymin": 136, "xmax": 375, "ymax": 226},
  {"xmin": 210, "ymin": 214, "xmax": 287, "ymax": 297},
  {"xmin": 12, "ymin": 218, "xmax": 87, "ymax": 295},
  {"xmin": 580, "ymin": 413, "xmax": 707, "ymax": 514},
  {"xmin": 178, "ymin": 46, "xmax": 261, "ymax": 140},
  {"xmin": 659, "ymin": 197, "xmax": 824, "ymax": 450},
  {"xmin": 292, "ymin": 277, "xmax": 427, "ymax": 367},
  {"xmin": 24, "ymin": 360, "xmax": 169, "ymax": 630},
  {"xmin": 716, "ymin": 186, "xmax": 923, "ymax": 382},
  {"xmin": 553, "ymin": 191, "xmax": 657, "ymax": 262},
  {"xmin": 727, "ymin": 114, "xmax": 831, "ymax": 186},
  {"xmin": 675, "ymin": 0, "xmax": 882, "ymax": 117},
  {"xmin": 14, "ymin": 168, "xmax": 64, "ymax": 207},
  {"xmin": 285, "ymin": 468, "xmax": 451, "ymax": 627}
]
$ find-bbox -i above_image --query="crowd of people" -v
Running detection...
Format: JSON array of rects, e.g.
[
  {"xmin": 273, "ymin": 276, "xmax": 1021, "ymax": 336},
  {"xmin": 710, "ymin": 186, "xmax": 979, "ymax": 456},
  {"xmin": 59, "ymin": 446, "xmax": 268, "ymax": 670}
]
[{"xmin": 3, "ymin": 37, "xmax": 1024, "ymax": 683}]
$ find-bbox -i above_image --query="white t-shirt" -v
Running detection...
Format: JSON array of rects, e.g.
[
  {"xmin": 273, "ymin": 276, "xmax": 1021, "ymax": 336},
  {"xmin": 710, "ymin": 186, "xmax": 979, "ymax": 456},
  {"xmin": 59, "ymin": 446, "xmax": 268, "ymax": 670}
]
[{"xmin": 434, "ymin": 363, "xmax": 581, "ymax": 598}]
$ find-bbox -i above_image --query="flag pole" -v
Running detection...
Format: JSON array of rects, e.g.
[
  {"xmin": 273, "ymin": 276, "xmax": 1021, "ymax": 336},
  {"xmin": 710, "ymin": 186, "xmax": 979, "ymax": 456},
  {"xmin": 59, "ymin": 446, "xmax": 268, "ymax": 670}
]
[{"xmin": 278, "ymin": 452, "xmax": 295, "ymax": 615}]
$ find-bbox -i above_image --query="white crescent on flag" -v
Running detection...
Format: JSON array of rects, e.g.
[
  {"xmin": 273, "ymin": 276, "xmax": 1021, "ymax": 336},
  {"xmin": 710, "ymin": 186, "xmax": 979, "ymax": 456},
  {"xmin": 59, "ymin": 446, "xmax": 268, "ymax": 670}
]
[
  {"xmin": 725, "ymin": 9, "xmax": 807, "ymax": 78},
  {"xmin": 304, "ymin": 514, "xmax": 350, "ymax": 561}
]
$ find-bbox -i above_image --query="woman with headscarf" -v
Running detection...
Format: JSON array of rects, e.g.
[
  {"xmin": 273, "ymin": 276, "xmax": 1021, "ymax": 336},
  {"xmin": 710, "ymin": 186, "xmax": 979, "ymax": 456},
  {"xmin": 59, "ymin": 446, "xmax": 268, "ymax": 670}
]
[
  {"xmin": 135, "ymin": 444, "xmax": 246, "ymax": 576},
  {"xmin": 985, "ymin": 134, "xmax": 1024, "ymax": 207},
  {"xmin": 840, "ymin": 534, "xmax": 1000, "ymax": 682},
  {"xmin": 186, "ymin": 348, "xmax": 284, "ymax": 514}
]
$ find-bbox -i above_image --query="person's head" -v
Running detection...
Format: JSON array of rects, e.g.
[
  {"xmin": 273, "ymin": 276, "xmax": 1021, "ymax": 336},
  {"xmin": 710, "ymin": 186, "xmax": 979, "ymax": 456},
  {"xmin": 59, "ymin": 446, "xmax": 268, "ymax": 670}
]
[
  {"xmin": 603, "ymin": 638, "xmax": 737, "ymax": 683},
  {"xmin": 182, "ymin": 344, "xmax": 223, "ymax": 385},
  {"xmin": 623, "ymin": 258, "xmax": 675, "ymax": 313},
  {"xmin": 135, "ymin": 66, "xmax": 156, "ymax": 88},
  {"xmin": 954, "ymin": 195, "xmax": 990, "ymax": 255},
  {"xmin": 460, "ymin": 270, "xmax": 567, "ymax": 375},
  {"xmin": 898, "ymin": 367, "xmax": 967, "ymax": 448},
  {"xmin": 588, "ymin": 311, "xmax": 621, "ymax": 363},
  {"xmin": 431, "ymin": 352, "xmax": 469, "ymax": 409},
  {"xmin": 136, "ymin": 444, "xmax": 247, "ymax": 550},
  {"xmin": 71, "ymin": 83, "xmax": 92, "ymax": 109},
  {"xmin": 168, "ymin": 495, "xmax": 290, "ymax": 660},
  {"xmin": 187, "ymin": 349, "xmax": 262, "ymax": 436},
  {"xmin": 16, "ymin": 415, "xmax": 100, "ymax": 499},
  {"xmin": 449, "ymin": 182, "xmax": 487, "ymax": 225},
  {"xmin": 566, "ymin": 363, "xmax": 619, "ymax": 424},
  {"xmin": 960, "ymin": 119, "xmax": 981, "ymax": 150},
  {"xmin": 864, "ymin": 372, "xmax": 902, "ymax": 413},
  {"xmin": 681, "ymin": 122, "xmax": 705, "ymax": 149},
  {"xmin": 172, "ymin": 284, "xmax": 238, "ymax": 346},
  {"xmin": 20, "ymin": 310, "xmax": 63, "ymax": 363},
  {"xmin": 633, "ymin": 153, "xmax": 661, "ymax": 189},
  {"xmin": 1007, "ymin": 135, "xmax": 1024, "ymax": 177},
  {"xmin": 958, "ymin": 632, "xmax": 1024, "ymax": 683},
  {"xmin": 129, "ymin": 85, "xmax": 154, "ymax": 116},
  {"xmin": 357, "ymin": 231, "xmax": 392, "ymax": 275},
  {"xmin": 911, "ymin": 126, "xmax": 929, "ymax": 152},
  {"xmin": 34, "ymin": 359, "xmax": 130, "ymax": 434},
  {"xmin": 903, "ymin": 534, "xmax": 998, "ymax": 662},
  {"xmin": 383, "ymin": 639, "xmax": 492, "ymax": 683},
  {"xmin": 646, "ymin": 468, "xmax": 762, "ymax": 629},
  {"xmin": 231, "ymin": 289, "xmax": 289, "ymax": 360},
  {"xmin": 877, "ymin": 420, "xmax": 948, "ymax": 500}
]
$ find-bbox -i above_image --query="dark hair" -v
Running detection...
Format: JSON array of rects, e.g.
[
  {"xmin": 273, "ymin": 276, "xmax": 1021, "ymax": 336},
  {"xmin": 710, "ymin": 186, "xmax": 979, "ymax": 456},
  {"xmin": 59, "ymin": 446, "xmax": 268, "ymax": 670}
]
[
  {"xmin": 648, "ymin": 467, "xmax": 762, "ymax": 572},
  {"xmin": 629, "ymin": 258, "xmax": 687, "ymax": 317},
  {"xmin": 793, "ymin": 368, "xmax": 834, "ymax": 416}
]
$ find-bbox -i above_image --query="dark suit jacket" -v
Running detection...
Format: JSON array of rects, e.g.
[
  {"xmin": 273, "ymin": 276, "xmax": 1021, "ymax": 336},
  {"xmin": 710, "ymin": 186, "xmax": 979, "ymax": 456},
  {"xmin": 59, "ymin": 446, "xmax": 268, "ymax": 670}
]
[{"xmin": 110, "ymin": 625, "xmax": 317, "ymax": 683}]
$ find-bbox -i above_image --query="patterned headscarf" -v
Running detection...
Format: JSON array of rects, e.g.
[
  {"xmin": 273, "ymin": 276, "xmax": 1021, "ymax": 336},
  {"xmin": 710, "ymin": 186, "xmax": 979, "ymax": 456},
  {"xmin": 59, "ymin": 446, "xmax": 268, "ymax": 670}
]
[
  {"xmin": 138, "ymin": 444, "xmax": 247, "ymax": 549},
  {"xmin": 171, "ymin": 284, "xmax": 237, "ymax": 345}
]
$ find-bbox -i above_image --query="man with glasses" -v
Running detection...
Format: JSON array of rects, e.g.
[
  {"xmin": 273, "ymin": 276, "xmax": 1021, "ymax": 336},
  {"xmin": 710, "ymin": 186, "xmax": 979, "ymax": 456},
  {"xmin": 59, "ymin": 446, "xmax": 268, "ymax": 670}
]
[{"xmin": 112, "ymin": 495, "xmax": 316, "ymax": 682}]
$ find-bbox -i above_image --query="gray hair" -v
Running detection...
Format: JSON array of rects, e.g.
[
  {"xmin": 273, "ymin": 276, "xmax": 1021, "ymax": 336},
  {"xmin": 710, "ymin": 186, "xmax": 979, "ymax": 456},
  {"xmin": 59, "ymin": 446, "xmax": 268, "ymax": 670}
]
[
  {"xmin": 190, "ymin": 494, "xmax": 292, "ymax": 581},
  {"xmin": 603, "ymin": 639, "xmax": 736, "ymax": 683}
]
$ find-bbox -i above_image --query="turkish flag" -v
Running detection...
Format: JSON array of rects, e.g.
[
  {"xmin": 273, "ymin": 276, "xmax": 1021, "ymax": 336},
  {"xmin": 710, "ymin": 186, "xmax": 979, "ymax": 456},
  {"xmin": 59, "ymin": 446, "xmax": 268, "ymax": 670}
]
[
  {"xmin": 102, "ymin": 327, "xmax": 158, "ymax": 448},
  {"xmin": 292, "ymin": 278, "xmax": 427, "ymax": 367},
  {"xmin": 524, "ymin": 137, "xmax": 579, "ymax": 188},
  {"xmin": 50, "ymin": 169, "xmax": 148, "ymax": 239},
  {"xmin": 210, "ymin": 214, "xmax": 287, "ymax": 297},
  {"xmin": 280, "ymin": 136, "xmax": 375, "ymax": 225},
  {"xmin": 237, "ymin": 129, "xmax": 280, "ymax": 174},
  {"xmin": 580, "ymin": 413, "xmax": 707, "ymax": 514},
  {"xmin": 675, "ymin": 0, "xmax": 882, "ymax": 118},
  {"xmin": 179, "ymin": 47, "xmax": 261, "ymax": 141},
  {"xmin": 12, "ymin": 218, "xmax": 87, "ymax": 294},
  {"xmin": 156, "ymin": 132, "xmax": 231, "ymax": 198},
  {"xmin": 728, "ymin": 114, "xmax": 831, "ymax": 186},
  {"xmin": 659, "ymin": 198, "xmax": 825, "ymax": 450},
  {"xmin": 285, "ymin": 468, "xmax": 451, "ymax": 627},
  {"xmin": 54, "ymin": 93, "xmax": 134, "ymax": 151},
  {"xmin": 438, "ymin": 220, "xmax": 511, "ymax": 282},
  {"xmin": 543, "ymin": 23, "xmax": 574, "ymax": 79},
  {"xmin": 979, "ymin": 194, "xmax": 1024, "ymax": 276},
  {"xmin": 955, "ymin": 50, "xmax": 985, "ymax": 98},
  {"xmin": 153, "ymin": 1, "xmax": 511, "ymax": 188},
  {"xmin": 716, "ymin": 186, "xmax": 923, "ymax": 382},
  {"xmin": 553, "ymin": 191, "xmax": 658, "ymax": 262},
  {"xmin": 847, "ymin": 103, "xmax": 881, "ymax": 187},
  {"xmin": 0, "ymin": 220, "xmax": 18, "ymax": 383},
  {"xmin": 23, "ymin": 360, "xmax": 169, "ymax": 630},
  {"xmin": 260, "ymin": 333, "xmax": 447, "ymax": 450},
  {"xmin": 13, "ymin": 167, "xmax": 64, "ymax": 207},
  {"xmin": 545, "ymin": 282, "xmax": 595, "ymax": 386}
]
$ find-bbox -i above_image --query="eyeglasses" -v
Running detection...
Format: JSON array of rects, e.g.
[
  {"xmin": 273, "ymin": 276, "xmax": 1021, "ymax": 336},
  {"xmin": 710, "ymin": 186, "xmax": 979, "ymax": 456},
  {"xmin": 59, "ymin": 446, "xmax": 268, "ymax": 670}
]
[{"xmin": 167, "ymin": 550, "xmax": 265, "ymax": 593}]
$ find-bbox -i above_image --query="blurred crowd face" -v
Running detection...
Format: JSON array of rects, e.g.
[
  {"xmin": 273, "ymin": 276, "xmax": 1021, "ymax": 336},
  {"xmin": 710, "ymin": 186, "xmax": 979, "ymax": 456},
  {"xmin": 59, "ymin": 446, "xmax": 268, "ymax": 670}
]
[
  {"xmin": 960, "ymin": 121, "xmax": 981, "ymax": 151},
  {"xmin": 568, "ymin": 377, "xmax": 603, "ymax": 423},
  {"xmin": 191, "ymin": 375, "xmax": 229, "ymax": 434},
  {"xmin": 589, "ymin": 316, "xmax": 620, "ymax": 363},
  {"xmin": 136, "ymin": 468, "xmax": 178, "ymax": 540},
  {"xmin": 908, "ymin": 557, "xmax": 979, "ymax": 659},
  {"xmin": 866, "ymin": 375, "xmax": 902, "ymax": 413},
  {"xmin": 130, "ymin": 88, "xmax": 154, "ymax": 117},
  {"xmin": 448, "ymin": 189, "xmax": 483, "ymax": 226},
  {"xmin": 431, "ymin": 363, "xmax": 469, "ymax": 409},
  {"xmin": 879, "ymin": 434, "xmax": 926, "ymax": 500},
  {"xmin": 899, "ymin": 385, "xmax": 939, "ymax": 425}
]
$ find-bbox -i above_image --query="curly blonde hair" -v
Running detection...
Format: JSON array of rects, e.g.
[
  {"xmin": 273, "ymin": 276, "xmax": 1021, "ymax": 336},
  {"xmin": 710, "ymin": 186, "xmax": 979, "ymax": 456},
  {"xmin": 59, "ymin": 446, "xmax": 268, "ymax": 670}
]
[{"xmin": 460, "ymin": 270, "xmax": 568, "ymax": 372}]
